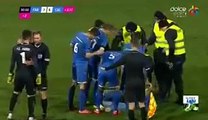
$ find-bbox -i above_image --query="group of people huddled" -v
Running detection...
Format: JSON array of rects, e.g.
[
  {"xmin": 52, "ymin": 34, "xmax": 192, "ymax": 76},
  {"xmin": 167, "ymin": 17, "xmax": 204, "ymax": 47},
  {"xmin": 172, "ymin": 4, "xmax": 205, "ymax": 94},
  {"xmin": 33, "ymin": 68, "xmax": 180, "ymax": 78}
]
[
  {"xmin": 5, "ymin": 10, "xmax": 186, "ymax": 120},
  {"xmin": 68, "ymin": 11, "xmax": 186, "ymax": 120}
]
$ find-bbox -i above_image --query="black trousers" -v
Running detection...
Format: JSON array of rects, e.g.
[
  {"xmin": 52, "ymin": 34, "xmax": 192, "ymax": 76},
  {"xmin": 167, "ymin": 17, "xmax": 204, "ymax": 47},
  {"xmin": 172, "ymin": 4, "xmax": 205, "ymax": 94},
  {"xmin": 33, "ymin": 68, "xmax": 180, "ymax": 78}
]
[
  {"xmin": 171, "ymin": 54, "xmax": 186, "ymax": 100},
  {"xmin": 154, "ymin": 49, "xmax": 185, "ymax": 100},
  {"xmin": 154, "ymin": 49, "xmax": 171, "ymax": 100}
]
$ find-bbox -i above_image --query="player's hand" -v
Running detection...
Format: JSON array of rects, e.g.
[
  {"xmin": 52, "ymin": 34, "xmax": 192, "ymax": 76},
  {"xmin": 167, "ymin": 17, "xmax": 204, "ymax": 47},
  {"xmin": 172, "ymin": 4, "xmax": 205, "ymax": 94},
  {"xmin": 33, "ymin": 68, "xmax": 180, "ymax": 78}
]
[
  {"xmin": 7, "ymin": 73, "xmax": 14, "ymax": 84},
  {"xmin": 36, "ymin": 74, "xmax": 42, "ymax": 85},
  {"xmin": 25, "ymin": 59, "xmax": 34, "ymax": 66}
]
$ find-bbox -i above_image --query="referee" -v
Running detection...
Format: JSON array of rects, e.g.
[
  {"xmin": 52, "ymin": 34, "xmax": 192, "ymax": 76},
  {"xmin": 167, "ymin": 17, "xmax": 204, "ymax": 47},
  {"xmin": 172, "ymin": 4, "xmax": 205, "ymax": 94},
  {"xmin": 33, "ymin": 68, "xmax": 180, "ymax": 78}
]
[
  {"xmin": 102, "ymin": 33, "xmax": 152, "ymax": 120},
  {"xmin": 33, "ymin": 31, "xmax": 50, "ymax": 119}
]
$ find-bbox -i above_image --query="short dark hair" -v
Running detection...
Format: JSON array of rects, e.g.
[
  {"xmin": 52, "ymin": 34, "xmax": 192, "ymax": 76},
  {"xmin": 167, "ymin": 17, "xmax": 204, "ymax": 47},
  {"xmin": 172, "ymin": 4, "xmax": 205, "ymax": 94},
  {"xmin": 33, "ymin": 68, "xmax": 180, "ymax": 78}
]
[
  {"xmin": 94, "ymin": 19, "xmax": 104, "ymax": 28},
  {"xmin": 126, "ymin": 21, "xmax": 137, "ymax": 32},
  {"xmin": 159, "ymin": 20, "xmax": 169, "ymax": 28},
  {"xmin": 130, "ymin": 32, "xmax": 140, "ymax": 47},
  {"xmin": 22, "ymin": 30, "xmax": 32, "ymax": 40},
  {"xmin": 33, "ymin": 31, "xmax": 42, "ymax": 36},
  {"xmin": 88, "ymin": 27, "xmax": 100, "ymax": 36},
  {"xmin": 154, "ymin": 11, "xmax": 167, "ymax": 20}
]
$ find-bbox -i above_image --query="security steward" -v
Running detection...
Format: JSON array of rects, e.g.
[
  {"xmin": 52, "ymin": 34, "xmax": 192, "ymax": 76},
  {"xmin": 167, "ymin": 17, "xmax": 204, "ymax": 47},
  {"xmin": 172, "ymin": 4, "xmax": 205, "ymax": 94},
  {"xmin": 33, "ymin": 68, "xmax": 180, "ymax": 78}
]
[{"xmin": 148, "ymin": 19, "xmax": 186, "ymax": 105}]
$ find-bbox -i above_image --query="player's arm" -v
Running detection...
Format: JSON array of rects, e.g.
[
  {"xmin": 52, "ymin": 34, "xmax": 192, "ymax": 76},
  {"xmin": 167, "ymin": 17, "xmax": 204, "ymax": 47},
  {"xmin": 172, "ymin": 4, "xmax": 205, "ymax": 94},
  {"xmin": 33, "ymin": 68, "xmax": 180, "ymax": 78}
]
[
  {"xmin": 85, "ymin": 39, "xmax": 101, "ymax": 58},
  {"xmin": 165, "ymin": 29, "xmax": 177, "ymax": 62},
  {"xmin": 43, "ymin": 45, "xmax": 50, "ymax": 66},
  {"xmin": 140, "ymin": 27, "xmax": 147, "ymax": 45},
  {"xmin": 143, "ymin": 56, "xmax": 154, "ymax": 83},
  {"xmin": 104, "ymin": 55, "xmax": 126, "ymax": 71},
  {"xmin": 9, "ymin": 47, "xmax": 16, "ymax": 74},
  {"xmin": 7, "ymin": 47, "xmax": 16, "ymax": 84},
  {"xmin": 147, "ymin": 32, "xmax": 156, "ymax": 45}
]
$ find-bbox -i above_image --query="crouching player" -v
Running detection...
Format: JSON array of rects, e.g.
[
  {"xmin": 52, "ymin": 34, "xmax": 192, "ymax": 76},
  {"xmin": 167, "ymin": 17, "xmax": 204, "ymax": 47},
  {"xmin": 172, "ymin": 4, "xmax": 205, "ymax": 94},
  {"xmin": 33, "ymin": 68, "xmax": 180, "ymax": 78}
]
[{"xmin": 94, "ymin": 51, "xmax": 122, "ymax": 115}]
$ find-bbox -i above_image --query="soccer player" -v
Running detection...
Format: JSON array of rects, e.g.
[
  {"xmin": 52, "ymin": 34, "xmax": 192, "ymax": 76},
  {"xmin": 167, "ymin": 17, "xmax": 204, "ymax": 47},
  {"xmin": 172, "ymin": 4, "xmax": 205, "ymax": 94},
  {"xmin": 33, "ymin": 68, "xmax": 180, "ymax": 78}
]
[
  {"xmin": 70, "ymin": 27, "xmax": 103, "ymax": 114},
  {"xmin": 87, "ymin": 23, "xmax": 116, "ymax": 106},
  {"xmin": 7, "ymin": 30, "xmax": 41, "ymax": 120},
  {"xmin": 101, "ymin": 32, "xmax": 152, "ymax": 120},
  {"xmin": 94, "ymin": 51, "xmax": 122, "ymax": 115},
  {"xmin": 33, "ymin": 31, "xmax": 50, "ymax": 119},
  {"xmin": 68, "ymin": 19, "xmax": 106, "ymax": 110}
]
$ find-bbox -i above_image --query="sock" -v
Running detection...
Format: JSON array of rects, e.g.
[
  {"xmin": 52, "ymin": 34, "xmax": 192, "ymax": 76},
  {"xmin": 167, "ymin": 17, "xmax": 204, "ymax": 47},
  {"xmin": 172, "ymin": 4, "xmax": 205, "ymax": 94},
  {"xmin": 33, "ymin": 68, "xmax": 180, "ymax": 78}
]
[
  {"xmin": 93, "ymin": 81, "xmax": 98, "ymax": 104},
  {"xmin": 85, "ymin": 79, "xmax": 91, "ymax": 100},
  {"xmin": 79, "ymin": 89, "xmax": 86, "ymax": 111},
  {"xmin": 140, "ymin": 107, "xmax": 147, "ymax": 120},
  {"xmin": 9, "ymin": 93, "xmax": 19, "ymax": 112},
  {"xmin": 112, "ymin": 91, "xmax": 121, "ymax": 111},
  {"xmin": 96, "ymin": 89, "xmax": 103, "ymax": 109},
  {"xmin": 41, "ymin": 99, "xmax": 48, "ymax": 114},
  {"xmin": 68, "ymin": 85, "xmax": 76, "ymax": 108},
  {"xmin": 28, "ymin": 96, "xmax": 35, "ymax": 117},
  {"xmin": 128, "ymin": 110, "xmax": 135, "ymax": 120}
]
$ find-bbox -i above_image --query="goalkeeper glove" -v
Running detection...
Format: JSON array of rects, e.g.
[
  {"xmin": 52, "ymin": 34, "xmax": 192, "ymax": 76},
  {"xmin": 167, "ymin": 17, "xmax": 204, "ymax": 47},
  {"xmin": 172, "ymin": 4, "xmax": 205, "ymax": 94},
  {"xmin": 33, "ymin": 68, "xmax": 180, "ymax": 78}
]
[
  {"xmin": 7, "ymin": 73, "xmax": 14, "ymax": 84},
  {"xmin": 36, "ymin": 74, "xmax": 42, "ymax": 85}
]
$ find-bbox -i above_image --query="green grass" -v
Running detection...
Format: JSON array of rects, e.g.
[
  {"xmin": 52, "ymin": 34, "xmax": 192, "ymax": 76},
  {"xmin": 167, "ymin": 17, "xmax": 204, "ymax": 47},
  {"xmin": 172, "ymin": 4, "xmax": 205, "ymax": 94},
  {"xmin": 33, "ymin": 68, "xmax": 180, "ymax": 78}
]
[{"xmin": 0, "ymin": 0, "xmax": 208, "ymax": 120}]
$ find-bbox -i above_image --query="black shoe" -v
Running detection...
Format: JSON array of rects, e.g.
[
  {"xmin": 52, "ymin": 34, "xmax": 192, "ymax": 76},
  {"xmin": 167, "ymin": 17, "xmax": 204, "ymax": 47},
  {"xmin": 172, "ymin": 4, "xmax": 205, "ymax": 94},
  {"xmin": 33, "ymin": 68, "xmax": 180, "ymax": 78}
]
[
  {"xmin": 69, "ymin": 106, "xmax": 78, "ymax": 111},
  {"xmin": 42, "ymin": 113, "xmax": 47, "ymax": 120}
]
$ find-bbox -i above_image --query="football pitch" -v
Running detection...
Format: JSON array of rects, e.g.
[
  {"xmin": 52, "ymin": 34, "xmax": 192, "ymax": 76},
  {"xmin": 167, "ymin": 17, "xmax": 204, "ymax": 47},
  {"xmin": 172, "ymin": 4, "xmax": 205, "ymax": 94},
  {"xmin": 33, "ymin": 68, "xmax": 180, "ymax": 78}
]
[{"xmin": 0, "ymin": 0, "xmax": 208, "ymax": 120}]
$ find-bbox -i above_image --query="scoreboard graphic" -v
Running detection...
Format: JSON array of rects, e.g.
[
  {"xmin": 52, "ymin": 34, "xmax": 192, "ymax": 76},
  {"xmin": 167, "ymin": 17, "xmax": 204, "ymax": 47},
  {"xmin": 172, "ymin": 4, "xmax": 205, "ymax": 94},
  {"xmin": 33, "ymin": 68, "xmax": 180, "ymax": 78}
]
[{"xmin": 19, "ymin": 6, "xmax": 76, "ymax": 20}]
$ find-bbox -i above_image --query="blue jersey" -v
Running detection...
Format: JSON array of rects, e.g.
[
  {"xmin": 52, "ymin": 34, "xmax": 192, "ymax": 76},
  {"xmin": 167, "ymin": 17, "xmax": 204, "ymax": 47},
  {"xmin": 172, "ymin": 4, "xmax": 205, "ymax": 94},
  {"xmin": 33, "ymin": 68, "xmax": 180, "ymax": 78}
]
[
  {"xmin": 91, "ymin": 29, "xmax": 108, "ymax": 52},
  {"xmin": 100, "ymin": 51, "xmax": 122, "ymax": 67},
  {"xmin": 70, "ymin": 32, "xmax": 91, "ymax": 62},
  {"xmin": 123, "ymin": 45, "xmax": 146, "ymax": 54}
]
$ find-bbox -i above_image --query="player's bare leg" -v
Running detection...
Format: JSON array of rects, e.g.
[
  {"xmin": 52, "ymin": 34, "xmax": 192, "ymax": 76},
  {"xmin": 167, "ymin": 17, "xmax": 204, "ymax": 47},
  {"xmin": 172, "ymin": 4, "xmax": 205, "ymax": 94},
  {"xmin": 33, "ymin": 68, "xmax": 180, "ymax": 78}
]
[{"xmin": 128, "ymin": 102, "xmax": 136, "ymax": 120}]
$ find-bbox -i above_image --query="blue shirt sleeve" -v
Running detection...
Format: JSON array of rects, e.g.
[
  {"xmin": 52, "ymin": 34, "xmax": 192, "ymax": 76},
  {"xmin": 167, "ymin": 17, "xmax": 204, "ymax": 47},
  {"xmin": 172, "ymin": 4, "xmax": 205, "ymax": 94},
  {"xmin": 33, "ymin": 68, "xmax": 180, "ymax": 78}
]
[{"xmin": 85, "ymin": 39, "xmax": 91, "ymax": 53}]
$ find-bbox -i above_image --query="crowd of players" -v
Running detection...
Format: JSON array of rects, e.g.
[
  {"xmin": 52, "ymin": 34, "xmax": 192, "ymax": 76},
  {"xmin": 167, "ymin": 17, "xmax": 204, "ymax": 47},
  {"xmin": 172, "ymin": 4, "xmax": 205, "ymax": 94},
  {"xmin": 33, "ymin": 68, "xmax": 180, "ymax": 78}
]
[
  {"xmin": 6, "ymin": 10, "xmax": 186, "ymax": 120},
  {"xmin": 68, "ymin": 11, "xmax": 186, "ymax": 120}
]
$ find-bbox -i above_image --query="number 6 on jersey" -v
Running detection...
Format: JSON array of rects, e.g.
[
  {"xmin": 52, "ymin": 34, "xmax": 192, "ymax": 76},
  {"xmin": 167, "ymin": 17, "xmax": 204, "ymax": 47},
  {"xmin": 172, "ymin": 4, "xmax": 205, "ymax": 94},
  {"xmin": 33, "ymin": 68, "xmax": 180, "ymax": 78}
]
[{"xmin": 74, "ymin": 43, "xmax": 78, "ymax": 53}]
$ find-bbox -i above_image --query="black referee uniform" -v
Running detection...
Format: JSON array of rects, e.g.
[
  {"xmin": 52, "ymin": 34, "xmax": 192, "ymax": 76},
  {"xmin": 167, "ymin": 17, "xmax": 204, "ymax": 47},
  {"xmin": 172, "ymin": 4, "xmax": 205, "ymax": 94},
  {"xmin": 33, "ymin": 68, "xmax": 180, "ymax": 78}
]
[
  {"xmin": 34, "ymin": 42, "xmax": 50, "ymax": 91},
  {"xmin": 105, "ymin": 50, "xmax": 152, "ymax": 120},
  {"xmin": 8, "ymin": 43, "xmax": 39, "ymax": 118}
]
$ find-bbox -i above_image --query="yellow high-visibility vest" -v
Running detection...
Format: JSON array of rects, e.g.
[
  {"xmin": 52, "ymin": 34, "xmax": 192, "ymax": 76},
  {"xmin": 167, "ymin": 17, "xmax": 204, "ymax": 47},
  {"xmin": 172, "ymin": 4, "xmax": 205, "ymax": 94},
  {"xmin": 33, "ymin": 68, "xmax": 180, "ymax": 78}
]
[
  {"xmin": 122, "ymin": 25, "xmax": 141, "ymax": 44},
  {"xmin": 153, "ymin": 19, "xmax": 173, "ymax": 48},
  {"xmin": 155, "ymin": 24, "xmax": 186, "ymax": 56}
]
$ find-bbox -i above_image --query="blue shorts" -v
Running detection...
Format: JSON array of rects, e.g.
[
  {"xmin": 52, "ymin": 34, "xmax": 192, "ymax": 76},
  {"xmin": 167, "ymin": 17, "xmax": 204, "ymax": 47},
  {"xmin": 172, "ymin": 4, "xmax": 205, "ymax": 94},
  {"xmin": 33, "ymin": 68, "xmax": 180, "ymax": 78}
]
[
  {"xmin": 98, "ymin": 67, "xmax": 119, "ymax": 88},
  {"xmin": 72, "ymin": 62, "xmax": 77, "ymax": 81},
  {"xmin": 75, "ymin": 61, "xmax": 88, "ymax": 84}
]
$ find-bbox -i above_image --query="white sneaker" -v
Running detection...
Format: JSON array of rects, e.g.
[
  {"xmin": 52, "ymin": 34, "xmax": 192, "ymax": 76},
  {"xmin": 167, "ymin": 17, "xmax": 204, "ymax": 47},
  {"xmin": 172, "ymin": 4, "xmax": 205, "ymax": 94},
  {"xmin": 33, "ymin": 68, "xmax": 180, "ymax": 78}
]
[
  {"xmin": 28, "ymin": 117, "xmax": 35, "ymax": 120},
  {"xmin": 7, "ymin": 113, "xmax": 13, "ymax": 120}
]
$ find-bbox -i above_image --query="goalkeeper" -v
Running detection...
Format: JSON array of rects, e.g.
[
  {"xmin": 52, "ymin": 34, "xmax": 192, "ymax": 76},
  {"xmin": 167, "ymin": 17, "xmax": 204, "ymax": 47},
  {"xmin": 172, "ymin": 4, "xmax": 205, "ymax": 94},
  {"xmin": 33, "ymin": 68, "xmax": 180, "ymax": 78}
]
[{"xmin": 7, "ymin": 30, "xmax": 41, "ymax": 120}]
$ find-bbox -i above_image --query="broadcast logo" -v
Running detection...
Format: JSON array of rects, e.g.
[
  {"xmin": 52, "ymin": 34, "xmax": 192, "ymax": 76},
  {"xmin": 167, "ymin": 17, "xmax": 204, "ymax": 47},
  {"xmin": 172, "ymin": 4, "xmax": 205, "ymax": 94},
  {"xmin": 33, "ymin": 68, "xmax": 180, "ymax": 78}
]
[
  {"xmin": 183, "ymin": 95, "xmax": 199, "ymax": 112},
  {"xmin": 189, "ymin": 5, "xmax": 199, "ymax": 16},
  {"xmin": 169, "ymin": 6, "xmax": 187, "ymax": 17}
]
